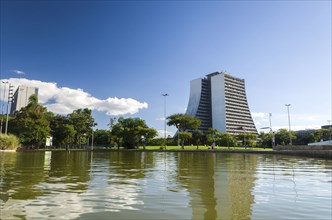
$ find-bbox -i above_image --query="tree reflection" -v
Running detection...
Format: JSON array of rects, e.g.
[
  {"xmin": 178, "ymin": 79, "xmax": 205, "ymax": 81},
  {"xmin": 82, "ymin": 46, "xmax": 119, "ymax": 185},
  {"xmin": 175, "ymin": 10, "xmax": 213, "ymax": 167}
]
[
  {"xmin": 108, "ymin": 151, "xmax": 154, "ymax": 179},
  {"xmin": 48, "ymin": 151, "xmax": 91, "ymax": 191},
  {"xmin": 0, "ymin": 152, "xmax": 46, "ymax": 201}
]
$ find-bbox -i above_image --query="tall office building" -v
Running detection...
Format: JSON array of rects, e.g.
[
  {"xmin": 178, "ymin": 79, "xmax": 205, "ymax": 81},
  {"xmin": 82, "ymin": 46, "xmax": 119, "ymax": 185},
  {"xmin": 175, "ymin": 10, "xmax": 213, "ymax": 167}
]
[
  {"xmin": 10, "ymin": 86, "xmax": 39, "ymax": 115},
  {"xmin": 185, "ymin": 72, "xmax": 257, "ymax": 135}
]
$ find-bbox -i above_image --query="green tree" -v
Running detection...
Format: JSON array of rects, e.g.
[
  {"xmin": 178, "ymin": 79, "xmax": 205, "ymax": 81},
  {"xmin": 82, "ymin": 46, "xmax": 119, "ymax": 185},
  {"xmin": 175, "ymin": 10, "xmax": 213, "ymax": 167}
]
[
  {"xmin": 136, "ymin": 126, "xmax": 157, "ymax": 149},
  {"xmin": 167, "ymin": 113, "xmax": 201, "ymax": 148},
  {"xmin": 258, "ymin": 132, "xmax": 274, "ymax": 148},
  {"xmin": 10, "ymin": 95, "xmax": 50, "ymax": 148},
  {"xmin": 192, "ymin": 129, "xmax": 203, "ymax": 150},
  {"xmin": 108, "ymin": 117, "xmax": 117, "ymax": 130},
  {"xmin": 217, "ymin": 132, "xmax": 237, "ymax": 148},
  {"xmin": 68, "ymin": 108, "xmax": 96, "ymax": 147},
  {"xmin": 61, "ymin": 124, "xmax": 76, "ymax": 150},
  {"xmin": 275, "ymin": 128, "xmax": 296, "ymax": 145},
  {"xmin": 179, "ymin": 131, "xmax": 192, "ymax": 149},
  {"xmin": 312, "ymin": 129, "xmax": 331, "ymax": 142},
  {"xmin": 167, "ymin": 114, "xmax": 201, "ymax": 132},
  {"xmin": 112, "ymin": 117, "xmax": 157, "ymax": 149},
  {"xmin": 205, "ymin": 128, "xmax": 219, "ymax": 149},
  {"xmin": 93, "ymin": 129, "xmax": 111, "ymax": 147},
  {"xmin": 111, "ymin": 123, "xmax": 124, "ymax": 150},
  {"xmin": 236, "ymin": 132, "xmax": 257, "ymax": 148},
  {"xmin": 147, "ymin": 138, "xmax": 165, "ymax": 146},
  {"xmin": 50, "ymin": 114, "xmax": 76, "ymax": 148}
]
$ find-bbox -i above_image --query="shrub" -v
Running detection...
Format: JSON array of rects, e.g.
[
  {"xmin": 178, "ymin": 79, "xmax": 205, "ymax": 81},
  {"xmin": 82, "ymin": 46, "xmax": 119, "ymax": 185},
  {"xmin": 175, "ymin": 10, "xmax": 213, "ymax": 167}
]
[{"xmin": 0, "ymin": 134, "xmax": 20, "ymax": 150}]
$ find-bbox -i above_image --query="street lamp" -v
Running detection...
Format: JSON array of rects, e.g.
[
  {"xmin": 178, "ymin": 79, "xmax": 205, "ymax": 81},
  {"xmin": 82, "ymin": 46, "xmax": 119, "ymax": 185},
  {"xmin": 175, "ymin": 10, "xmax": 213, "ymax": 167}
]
[
  {"xmin": 261, "ymin": 127, "xmax": 275, "ymax": 149},
  {"xmin": 269, "ymin": 113, "xmax": 275, "ymax": 148},
  {"xmin": 162, "ymin": 93, "xmax": 169, "ymax": 149},
  {"xmin": 5, "ymin": 84, "xmax": 14, "ymax": 135},
  {"xmin": 177, "ymin": 123, "xmax": 180, "ymax": 146},
  {"xmin": 285, "ymin": 104, "xmax": 292, "ymax": 145},
  {"xmin": 328, "ymin": 120, "xmax": 331, "ymax": 145},
  {"xmin": 0, "ymin": 81, "xmax": 8, "ymax": 133},
  {"xmin": 91, "ymin": 129, "xmax": 94, "ymax": 151}
]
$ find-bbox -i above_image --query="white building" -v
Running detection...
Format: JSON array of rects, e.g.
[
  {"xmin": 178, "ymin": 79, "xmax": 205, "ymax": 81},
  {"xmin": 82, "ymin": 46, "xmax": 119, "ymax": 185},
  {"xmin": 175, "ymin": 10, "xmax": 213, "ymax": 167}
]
[
  {"xmin": 185, "ymin": 72, "xmax": 257, "ymax": 135},
  {"xmin": 10, "ymin": 86, "xmax": 38, "ymax": 115}
]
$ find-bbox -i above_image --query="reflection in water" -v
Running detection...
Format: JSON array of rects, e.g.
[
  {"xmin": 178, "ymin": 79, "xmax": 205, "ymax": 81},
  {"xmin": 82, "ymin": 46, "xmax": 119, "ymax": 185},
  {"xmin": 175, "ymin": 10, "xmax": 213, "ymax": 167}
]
[
  {"xmin": 177, "ymin": 153, "xmax": 257, "ymax": 220},
  {"xmin": 0, "ymin": 151, "xmax": 331, "ymax": 219},
  {"xmin": 252, "ymin": 156, "xmax": 332, "ymax": 220}
]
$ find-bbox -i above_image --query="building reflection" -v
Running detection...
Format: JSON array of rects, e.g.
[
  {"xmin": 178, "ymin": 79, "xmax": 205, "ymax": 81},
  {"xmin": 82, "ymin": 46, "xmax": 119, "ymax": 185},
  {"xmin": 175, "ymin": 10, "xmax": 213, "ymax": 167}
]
[
  {"xmin": 0, "ymin": 151, "xmax": 331, "ymax": 219},
  {"xmin": 176, "ymin": 152, "xmax": 257, "ymax": 220}
]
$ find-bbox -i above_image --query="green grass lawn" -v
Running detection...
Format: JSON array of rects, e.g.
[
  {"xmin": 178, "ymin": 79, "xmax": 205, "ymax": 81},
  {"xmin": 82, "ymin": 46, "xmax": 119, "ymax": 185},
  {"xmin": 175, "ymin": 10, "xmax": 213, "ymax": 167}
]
[
  {"xmin": 41, "ymin": 145, "xmax": 273, "ymax": 151},
  {"xmin": 137, "ymin": 145, "xmax": 273, "ymax": 151}
]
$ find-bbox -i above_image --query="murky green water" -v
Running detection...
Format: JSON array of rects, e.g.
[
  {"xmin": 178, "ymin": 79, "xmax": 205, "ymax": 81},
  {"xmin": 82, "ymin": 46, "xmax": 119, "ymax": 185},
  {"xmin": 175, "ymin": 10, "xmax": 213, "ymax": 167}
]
[{"xmin": 0, "ymin": 151, "xmax": 331, "ymax": 220}]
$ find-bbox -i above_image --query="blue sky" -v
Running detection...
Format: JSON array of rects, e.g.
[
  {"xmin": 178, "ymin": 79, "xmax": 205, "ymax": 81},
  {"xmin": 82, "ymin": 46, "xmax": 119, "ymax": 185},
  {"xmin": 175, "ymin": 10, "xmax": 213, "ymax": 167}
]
[{"xmin": 1, "ymin": 1, "xmax": 331, "ymax": 136}]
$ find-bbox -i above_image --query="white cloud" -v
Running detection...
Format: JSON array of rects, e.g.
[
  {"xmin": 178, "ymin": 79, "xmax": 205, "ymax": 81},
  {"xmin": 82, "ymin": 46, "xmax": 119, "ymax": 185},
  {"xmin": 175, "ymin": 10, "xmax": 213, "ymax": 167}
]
[
  {"xmin": 157, "ymin": 129, "xmax": 174, "ymax": 138},
  {"xmin": 11, "ymin": 70, "xmax": 26, "ymax": 75},
  {"xmin": 253, "ymin": 111, "xmax": 329, "ymax": 132},
  {"xmin": 4, "ymin": 78, "xmax": 148, "ymax": 116},
  {"xmin": 251, "ymin": 112, "xmax": 267, "ymax": 118}
]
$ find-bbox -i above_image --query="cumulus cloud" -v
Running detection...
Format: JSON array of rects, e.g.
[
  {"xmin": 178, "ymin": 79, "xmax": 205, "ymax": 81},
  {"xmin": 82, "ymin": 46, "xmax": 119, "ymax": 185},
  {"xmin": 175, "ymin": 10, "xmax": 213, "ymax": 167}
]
[
  {"xmin": 157, "ymin": 129, "xmax": 174, "ymax": 138},
  {"xmin": 4, "ymin": 78, "xmax": 148, "ymax": 116},
  {"xmin": 11, "ymin": 70, "xmax": 26, "ymax": 75},
  {"xmin": 251, "ymin": 112, "xmax": 267, "ymax": 118}
]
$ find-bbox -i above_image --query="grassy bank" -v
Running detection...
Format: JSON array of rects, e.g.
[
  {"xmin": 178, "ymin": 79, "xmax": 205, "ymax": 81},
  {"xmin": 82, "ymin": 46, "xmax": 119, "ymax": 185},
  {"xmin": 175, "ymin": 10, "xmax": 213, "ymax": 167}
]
[
  {"xmin": 0, "ymin": 134, "xmax": 20, "ymax": 150},
  {"xmin": 27, "ymin": 145, "xmax": 331, "ymax": 159},
  {"xmin": 137, "ymin": 145, "xmax": 273, "ymax": 151},
  {"xmin": 38, "ymin": 145, "xmax": 273, "ymax": 151}
]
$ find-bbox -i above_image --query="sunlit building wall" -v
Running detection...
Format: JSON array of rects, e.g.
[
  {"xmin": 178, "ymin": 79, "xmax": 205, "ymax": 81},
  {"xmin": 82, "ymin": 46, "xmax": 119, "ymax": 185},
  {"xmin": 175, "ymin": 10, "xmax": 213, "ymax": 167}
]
[
  {"xmin": 186, "ymin": 72, "xmax": 257, "ymax": 135},
  {"xmin": 10, "ymin": 86, "xmax": 38, "ymax": 115}
]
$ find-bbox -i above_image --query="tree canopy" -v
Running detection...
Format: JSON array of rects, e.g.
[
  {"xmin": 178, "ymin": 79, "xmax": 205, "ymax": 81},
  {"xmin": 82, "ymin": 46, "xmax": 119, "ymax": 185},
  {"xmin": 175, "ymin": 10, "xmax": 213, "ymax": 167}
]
[
  {"xmin": 167, "ymin": 113, "xmax": 201, "ymax": 132},
  {"xmin": 10, "ymin": 95, "xmax": 51, "ymax": 147},
  {"xmin": 111, "ymin": 117, "xmax": 157, "ymax": 149}
]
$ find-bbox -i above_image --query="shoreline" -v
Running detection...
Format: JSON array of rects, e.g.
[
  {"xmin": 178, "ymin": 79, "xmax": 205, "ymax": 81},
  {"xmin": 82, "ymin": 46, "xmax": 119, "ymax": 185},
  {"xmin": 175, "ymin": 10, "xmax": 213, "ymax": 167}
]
[
  {"xmin": 9, "ymin": 148, "xmax": 331, "ymax": 159},
  {"xmin": 0, "ymin": 149, "xmax": 17, "ymax": 152}
]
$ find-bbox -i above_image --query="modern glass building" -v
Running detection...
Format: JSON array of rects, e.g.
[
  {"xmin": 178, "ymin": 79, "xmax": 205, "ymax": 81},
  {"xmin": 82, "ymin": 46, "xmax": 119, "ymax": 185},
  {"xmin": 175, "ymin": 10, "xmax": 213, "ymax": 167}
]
[
  {"xmin": 185, "ymin": 72, "xmax": 257, "ymax": 135},
  {"xmin": 10, "ymin": 86, "xmax": 39, "ymax": 115}
]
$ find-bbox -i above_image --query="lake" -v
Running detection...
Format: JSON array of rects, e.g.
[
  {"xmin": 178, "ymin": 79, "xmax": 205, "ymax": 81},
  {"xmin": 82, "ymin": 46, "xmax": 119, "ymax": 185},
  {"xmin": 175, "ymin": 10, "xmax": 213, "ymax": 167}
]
[{"xmin": 0, "ymin": 151, "xmax": 331, "ymax": 219}]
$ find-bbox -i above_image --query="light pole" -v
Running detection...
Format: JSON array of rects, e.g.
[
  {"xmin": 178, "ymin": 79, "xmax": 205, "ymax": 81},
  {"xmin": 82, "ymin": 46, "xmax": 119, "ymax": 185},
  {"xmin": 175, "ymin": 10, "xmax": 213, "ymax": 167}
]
[
  {"xmin": 269, "ymin": 113, "xmax": 275, "ymax": 148},
  {"xmin": 0, "ymin": 81, "xmax": 8, "ymax": 133},
  {"xmin": 261, "ymin": 113, "xmax": 275, "ymax": 148},
  {"xmin": 177, "ymin": 123, "xmax": 180, "ymax": 147},
  {"xmin": 285, "ymin": 104, "xmax": 292, "ymax": 145},
  {"xmin": 328, "ymin": 120, "xmax": 331, "ymax": 145},
  {"xmin": 91, "ymin": 129, "xmax": 94, "ymax": 151},
  {"xmin": 162, "ymin": 93, "xmax": 169, "ymax": 149},
  {"xmin": 5, "ymin": 84, "xmax": 14, "ymax": 135}
]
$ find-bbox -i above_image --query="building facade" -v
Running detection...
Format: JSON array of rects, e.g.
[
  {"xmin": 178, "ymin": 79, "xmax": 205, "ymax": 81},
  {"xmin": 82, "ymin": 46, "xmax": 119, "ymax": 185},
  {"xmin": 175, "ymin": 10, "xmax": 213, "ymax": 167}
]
[
  {"xmin": 10, "ymin": 86, "xmax": 39, "ymax": 115},
  {"xmin": 185, "ymin": 72, "xmax": 257, "ymax": 135}
]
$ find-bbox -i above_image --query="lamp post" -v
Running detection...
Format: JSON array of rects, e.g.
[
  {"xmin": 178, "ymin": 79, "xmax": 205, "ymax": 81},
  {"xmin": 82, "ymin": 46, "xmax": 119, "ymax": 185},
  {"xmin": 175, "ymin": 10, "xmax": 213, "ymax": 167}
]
[
  {"xmin": 285, "ymin": 104, "xmax": 292, "ymax": 145},
  {"xmin": 5, "ymin": 84, "xmax": 14, "ymax": 135},
  {"xmin": 162, "ymin": 93, "xmax": 169, "ymax": 149},
  {"xmin": 328, "ymin": 120, "xmax": 331, "ymax": 145},
  {"xmin": 0, "ymin": 81, "xmax": 8, "ymax": 133},
  {"xmin": 269, "ymin": 113, "xmax": 275, "ymax": 148},
  {"xmin": 177, "ymin": 123, "xmax": 180, "ymax": 147}
]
